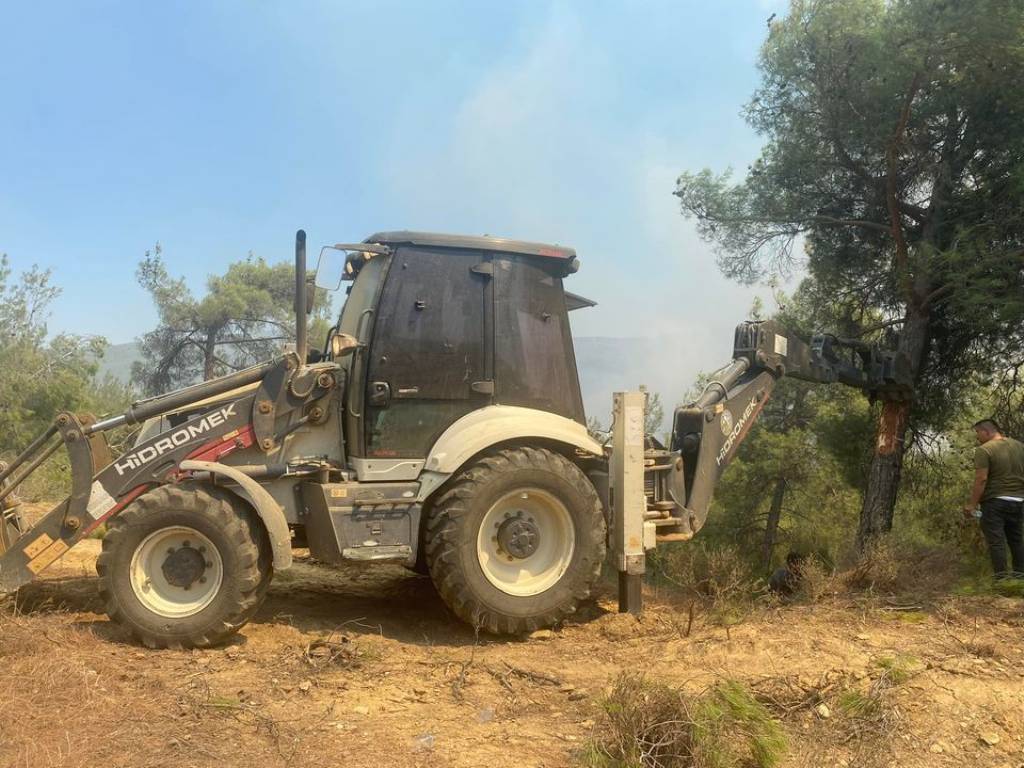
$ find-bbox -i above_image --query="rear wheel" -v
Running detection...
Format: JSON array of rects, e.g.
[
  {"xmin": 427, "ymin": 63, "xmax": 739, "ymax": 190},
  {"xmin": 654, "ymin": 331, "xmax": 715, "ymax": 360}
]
[
  {"xmin": 97, "ymin": 483, "xmax": 271, "ymax": 649},
  {"xmin": 424, "ymin": 446, "xmax": 606, "ymax": 634}
]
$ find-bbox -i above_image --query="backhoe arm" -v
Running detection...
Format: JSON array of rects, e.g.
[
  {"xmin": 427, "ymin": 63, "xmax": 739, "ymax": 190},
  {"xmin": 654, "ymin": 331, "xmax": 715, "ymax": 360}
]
[
  {"xmin": 662, "ymin": 320, "xmax": 911, "ymax": 539},
  {"xmin": 610, "ymin": 319, "xmax": 910, "ymax": 615}
]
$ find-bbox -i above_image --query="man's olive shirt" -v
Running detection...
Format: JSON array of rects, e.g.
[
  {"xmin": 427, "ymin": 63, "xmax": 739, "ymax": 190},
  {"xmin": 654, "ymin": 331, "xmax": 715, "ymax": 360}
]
[{"xmin": 974, "ymin": 437, "xmax": 1024, "ymax": 501}]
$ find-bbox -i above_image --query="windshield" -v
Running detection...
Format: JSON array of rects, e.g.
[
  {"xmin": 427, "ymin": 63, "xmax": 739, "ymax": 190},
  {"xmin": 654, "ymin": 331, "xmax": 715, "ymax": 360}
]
[{"xmin": 337, "ymin": 254, "xmax": 388, "ymax": 354}]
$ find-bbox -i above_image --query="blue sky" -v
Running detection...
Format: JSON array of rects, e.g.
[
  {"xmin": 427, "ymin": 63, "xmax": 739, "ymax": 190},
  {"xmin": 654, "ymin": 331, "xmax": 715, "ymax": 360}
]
[{"xmin": 1, "ymin": 0, "xmax": 790, "ymax": 385}]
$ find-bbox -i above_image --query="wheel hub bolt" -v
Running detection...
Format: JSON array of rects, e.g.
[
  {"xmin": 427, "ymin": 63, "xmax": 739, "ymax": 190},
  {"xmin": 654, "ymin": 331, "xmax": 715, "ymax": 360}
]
[
  {"xmin": 496, "ymin": 517, "xmax": 541, "ymax": 559},
  {"xmin": 161, "ymin": 544, "xmax": 207, "ymax": 589}
]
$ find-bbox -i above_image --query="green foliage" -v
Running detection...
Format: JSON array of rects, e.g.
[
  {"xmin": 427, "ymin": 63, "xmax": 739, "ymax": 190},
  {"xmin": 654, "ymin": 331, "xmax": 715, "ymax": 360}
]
[
  {"xmin": 992, "ymin": 579, "xmax": 1024, "ymax": 598},
  {"xmin": 132, "ymin": 244, "xmax": 331, "ymax": 395},
  {"xmin": 699, "ymin": 375, "xmax": 871, "ymax": 569},
  {"xmin": 0, "ymin": 257, "xmax": 109, "ymax": 450},
  {"xmin": 582, "ymin": 674, "xmax": 786, "ymax": 768},
  {"xmin": 874, "ymin": 655, "xmax": 918, "ymax": 685},
  {"xmin": 836, "ymin": 688, "xmax": 883, "ymax": 721},
  {"xmin": 958, "ymin": 576, "xmax": 1024, "ymax": 598},
  {"xmin": 834, "ymin": 655, "xmax": 915, "ymax": 734},
  {"xmin": 0, "ymin": 257, "xmax": 132, "ymax": 500},
  {"xmin": 677, "ymin": 0, "xmax": 1024, "ymax": 431},
  {"xmin": 692, "ymin": 681, "xmax": 787, "ymax": 768},
  {"xmin": 676, "ymin": 0, "xmax": 1024, "ymax": 549},
  {"xmin": 688, "ymin": 278, "xmax": 1001, "ymax": 577},
  {"xmin": 643, "ymin": 390, "xmax": 665, "ymax": 440}
]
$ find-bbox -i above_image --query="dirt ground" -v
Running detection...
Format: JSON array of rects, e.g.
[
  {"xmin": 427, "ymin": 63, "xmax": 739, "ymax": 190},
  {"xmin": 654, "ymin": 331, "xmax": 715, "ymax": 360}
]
[{"xmin": 2, "ymin": 539, "xmax": 1024, "ymax": 768}]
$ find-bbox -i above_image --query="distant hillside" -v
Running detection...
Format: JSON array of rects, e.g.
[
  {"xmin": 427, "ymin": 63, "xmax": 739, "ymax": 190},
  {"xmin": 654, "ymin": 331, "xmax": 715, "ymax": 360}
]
[{"xmin": 95, "ymin": 337, "xmax": 684, "ymax": 432}]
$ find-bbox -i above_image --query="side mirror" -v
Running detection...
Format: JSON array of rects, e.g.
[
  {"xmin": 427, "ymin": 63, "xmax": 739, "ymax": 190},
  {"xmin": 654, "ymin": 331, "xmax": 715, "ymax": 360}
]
[
  {"xmin": 315, "ymin": 246, "xmax": 348, "ymax": 290},
  {"xmin": 316, "ymin": 243, "xmax": 391, "ymax": 289},
  {"xmin": 329, "ymin": 332, "xmax": 359, "ymax": 358}
]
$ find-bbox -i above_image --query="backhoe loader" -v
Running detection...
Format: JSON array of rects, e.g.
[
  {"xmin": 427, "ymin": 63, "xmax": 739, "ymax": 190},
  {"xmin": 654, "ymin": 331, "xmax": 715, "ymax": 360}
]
[{"xmin": 0, "ymin": 230, "xmax": 911, "ymax": 647}]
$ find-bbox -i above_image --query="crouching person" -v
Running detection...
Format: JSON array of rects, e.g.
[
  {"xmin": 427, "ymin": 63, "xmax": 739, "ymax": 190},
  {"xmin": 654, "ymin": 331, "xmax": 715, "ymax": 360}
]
[{"xmin": 769, "ymin": 551, "xmax": 806, "ymax": 598}]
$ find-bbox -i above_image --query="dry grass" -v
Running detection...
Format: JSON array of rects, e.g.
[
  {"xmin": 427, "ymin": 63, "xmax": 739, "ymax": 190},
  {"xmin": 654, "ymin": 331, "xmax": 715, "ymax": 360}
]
[
  {"xmin": 0, "ymin": 607, "xmax": 334, "ymax": 768},
  {"xmin": 792, "ymin": 556, "xmax": 836, "ymax": 603},
  {"xmin": 0, "ymin": 610, "xmax": 175, "ymax": 767},
  {"xmin": 580, "ymin": 673, "xmax": 786, "ymax": 768},
  {"xmin": 652, "ymin": 544, "xmax": 765, "ymax": 633},
  {"xmin": 844, "ymin": 541, "xmax": 958, "ymax": 597}
]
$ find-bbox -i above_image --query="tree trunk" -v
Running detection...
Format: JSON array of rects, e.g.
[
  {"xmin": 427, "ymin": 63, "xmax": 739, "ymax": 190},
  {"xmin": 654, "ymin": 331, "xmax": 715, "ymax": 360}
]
[
  {"xmin": 856, "ymin": 400, "xmax": 909, "ymax": 547},
  {"xmin": 856, "ymin": 308, "xmax": 930, "ymax": 549},
  {"xmin": 763, "ymin": 476, "xmax": 787, "ymax": 568},
  {"xmin": 203, "ymin": 332, "xmax": 217, "ymax": 381}
]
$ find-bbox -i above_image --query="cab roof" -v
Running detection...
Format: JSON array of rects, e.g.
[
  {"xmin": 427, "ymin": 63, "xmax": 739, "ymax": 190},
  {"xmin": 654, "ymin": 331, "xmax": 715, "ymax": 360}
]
[{"xmin": 365, "ymin": 231, "xmax": 576, "ymax": 262}]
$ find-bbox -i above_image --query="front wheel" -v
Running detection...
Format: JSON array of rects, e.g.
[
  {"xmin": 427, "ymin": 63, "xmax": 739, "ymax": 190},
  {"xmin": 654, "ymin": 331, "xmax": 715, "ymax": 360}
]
[
  {"xmin": 97, "ymin": 483, "xmax": 271, "ymax": 648},
  {"xmin": 424, "ymin": 446, "xmax": 606, "ymax": 634}
]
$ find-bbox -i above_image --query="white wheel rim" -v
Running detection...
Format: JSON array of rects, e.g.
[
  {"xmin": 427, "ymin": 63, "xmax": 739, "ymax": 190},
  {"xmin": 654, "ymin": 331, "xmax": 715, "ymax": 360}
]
[
  {"xmin": 476, "ymin": 487, "xmax": 575, "ymax": 597},
  {"xmin": 129, "ymin": 526, "xmax": 224, "ymax": 618}
]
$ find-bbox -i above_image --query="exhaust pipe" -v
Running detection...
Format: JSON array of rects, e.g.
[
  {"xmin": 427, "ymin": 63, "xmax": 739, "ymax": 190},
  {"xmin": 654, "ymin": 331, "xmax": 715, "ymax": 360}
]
[{"xmin": 295, "ymin": 229, "xmax": 308, "ymax": 364}]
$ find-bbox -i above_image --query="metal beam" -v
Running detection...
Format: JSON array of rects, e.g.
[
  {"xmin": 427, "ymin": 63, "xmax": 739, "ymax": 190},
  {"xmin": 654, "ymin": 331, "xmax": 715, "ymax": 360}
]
[{"xmin": 611, "ymin": 391, "xmax": 647, "ymax": 615}]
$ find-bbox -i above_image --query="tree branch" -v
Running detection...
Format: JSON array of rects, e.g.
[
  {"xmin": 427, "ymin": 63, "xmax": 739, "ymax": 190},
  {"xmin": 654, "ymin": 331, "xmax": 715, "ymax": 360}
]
[
  {"xmin": 920, "ymin": 283, "xmax": 954, "ymax": 309},
  {"xmin": 810, "ymin": 215, "xmax": 891, "ymax": 234},
  {"xmin": 898, "ymin": 200, "xmax": 929, "ymax": 222},
  {"xmin": 854, "ymin": 317, "xmax": 905, "ymax": 337}
]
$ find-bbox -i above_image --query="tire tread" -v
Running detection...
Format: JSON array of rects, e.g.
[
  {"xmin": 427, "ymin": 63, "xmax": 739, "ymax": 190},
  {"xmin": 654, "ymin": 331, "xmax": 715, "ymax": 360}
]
[
  {"xmin": 96, "ymin": 483, "xmax": 271, "ymax": 649},
  {"xmin": 424, "ymin": 446, "xmax": 605, "ymax": 635}
]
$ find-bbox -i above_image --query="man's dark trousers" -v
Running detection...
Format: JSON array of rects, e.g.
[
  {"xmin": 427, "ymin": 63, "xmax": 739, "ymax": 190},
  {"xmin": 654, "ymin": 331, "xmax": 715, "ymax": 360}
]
[{"xmin": 979, "ymin": 498, "xmax": 1024, "ymax": 578}]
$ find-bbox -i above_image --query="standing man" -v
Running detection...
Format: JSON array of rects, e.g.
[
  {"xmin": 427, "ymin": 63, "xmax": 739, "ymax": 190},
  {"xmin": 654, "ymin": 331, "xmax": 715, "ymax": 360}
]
[{"xmin": 963, "ymin": 419, "xmax": 1024, "ymax": 579}]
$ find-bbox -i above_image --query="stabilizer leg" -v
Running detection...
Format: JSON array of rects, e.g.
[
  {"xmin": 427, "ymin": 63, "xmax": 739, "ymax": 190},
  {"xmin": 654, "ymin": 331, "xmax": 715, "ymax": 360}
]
[{"xmin": 611, "ymin": 391, "xmax": 647, "ymax": 616}]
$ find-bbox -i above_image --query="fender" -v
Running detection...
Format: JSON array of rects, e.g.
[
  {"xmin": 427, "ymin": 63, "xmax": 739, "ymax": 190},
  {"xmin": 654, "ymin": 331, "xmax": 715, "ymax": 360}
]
[
  {"xmin": 178, "ymin": 459, "xmax": 293, "ymax": 570},
  {"xmin": 416, "ymin": 405, "xmax": 604, "ymax": 501}
]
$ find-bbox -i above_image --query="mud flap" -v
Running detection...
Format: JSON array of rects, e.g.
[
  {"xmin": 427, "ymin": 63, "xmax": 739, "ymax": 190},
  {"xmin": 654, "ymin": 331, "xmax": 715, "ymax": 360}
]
[{"xmin": 178, "ymin": 459, "xmax": 293, "ymax": 570}]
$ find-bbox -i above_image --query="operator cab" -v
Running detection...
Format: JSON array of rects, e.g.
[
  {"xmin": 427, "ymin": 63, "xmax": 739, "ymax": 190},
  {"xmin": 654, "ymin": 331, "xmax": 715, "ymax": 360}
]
[{"xmin": 315, "ymin": 232, "xmax": 588, "ymax": 466}]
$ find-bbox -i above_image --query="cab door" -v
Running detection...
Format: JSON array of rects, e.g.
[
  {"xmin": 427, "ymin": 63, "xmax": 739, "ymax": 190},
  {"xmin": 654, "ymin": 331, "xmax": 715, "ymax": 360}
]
[{"xmin": 363, "ymin": 247, "xmax": 490, "ymax": 458}]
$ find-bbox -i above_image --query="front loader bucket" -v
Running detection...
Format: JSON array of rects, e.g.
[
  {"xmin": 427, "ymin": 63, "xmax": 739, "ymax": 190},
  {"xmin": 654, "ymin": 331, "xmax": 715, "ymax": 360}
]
[
  {"xmin": 0, "ymin": 460, "xmax": 25, "ymax": 556},
  {"xmin": 0, "ymin": 355, "xmax": 296, "ymax": 595},
  {"xmin": 0, "ymin": 505, "xmax": 25, "ymax": 556},
  {"xmin": 0, "ymin": 384, "xmax": 265, "ymax": 594},
  {"xmin": 0, "ymin": 413, "xmax": 103, "ymax": 593}
]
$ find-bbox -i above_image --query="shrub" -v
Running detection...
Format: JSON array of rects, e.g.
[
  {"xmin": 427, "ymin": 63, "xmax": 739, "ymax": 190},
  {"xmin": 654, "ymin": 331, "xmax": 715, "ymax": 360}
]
[
  {"xmin": 845, "ymin": 540, "xmax": 959, "ymax": 597},
  {"xmin": 793, "ymin": 555, "xmax": 834, "ymax": 603},
  {"xmin": 581, "ymin": 673, "xmax": 786, "ymax": 768},
  {"xmin": 651, "ymin": 543, "xmax": 764, "ymax": 627}
]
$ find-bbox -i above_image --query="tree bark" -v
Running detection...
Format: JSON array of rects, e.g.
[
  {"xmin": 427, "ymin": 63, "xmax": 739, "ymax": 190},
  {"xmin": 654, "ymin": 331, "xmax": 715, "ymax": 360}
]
[
  {"xmin": 202, "ymin": 332, "xmax": 217, "ymax": 381},
  {"xmin": 856, "ymin": 400, "xmax": 909, "ymax": 547},
  {"xmin": 856, "ymin": 308, "xmax": 930, "ymax": 549},
  {"xmin": 763, "ymin": 476, "xmax": 787, "ymax": 568}
]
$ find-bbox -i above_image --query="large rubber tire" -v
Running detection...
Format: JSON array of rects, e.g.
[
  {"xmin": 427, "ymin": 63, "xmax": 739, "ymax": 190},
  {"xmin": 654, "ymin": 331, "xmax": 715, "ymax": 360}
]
[
  {"xmin": 424, "ymin": 446, "xmax": 606, "ymax": 634},
  {"xmin": 97, "ymin": 483, "xmax": 271, "ymax": 649}
]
